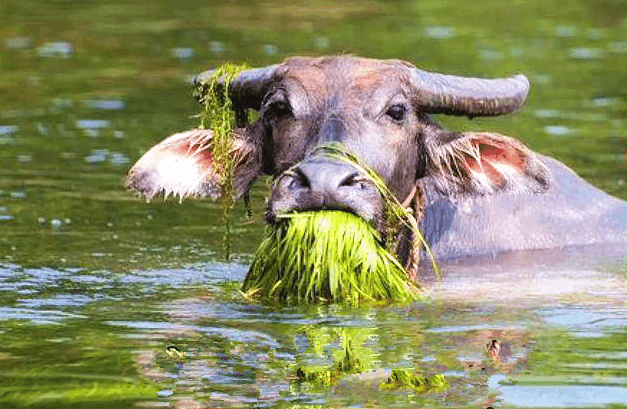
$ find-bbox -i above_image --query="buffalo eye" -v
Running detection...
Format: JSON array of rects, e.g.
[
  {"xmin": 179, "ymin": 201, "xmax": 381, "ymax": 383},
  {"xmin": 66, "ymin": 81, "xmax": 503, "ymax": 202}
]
[
  {"xmin": 264, "ymin": 92, "xmax": 292, "ymax": 118},
  {"xmin": 270, "ymin": 100, "xmax": 290, "ymax": 117},
  {"xmin": 385, "ymin": 104, "xmax": 407, "ymax": 122}
]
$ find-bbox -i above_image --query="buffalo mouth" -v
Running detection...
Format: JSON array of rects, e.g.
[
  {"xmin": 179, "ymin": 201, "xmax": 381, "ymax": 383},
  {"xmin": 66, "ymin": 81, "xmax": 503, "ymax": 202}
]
[
  {"xmin": 242, "ymin": 210, "xmax": 420, "ymax": 305},
  {"xmin": 264, "ymin": 145, "xmax": 389, "ymax": 233}
]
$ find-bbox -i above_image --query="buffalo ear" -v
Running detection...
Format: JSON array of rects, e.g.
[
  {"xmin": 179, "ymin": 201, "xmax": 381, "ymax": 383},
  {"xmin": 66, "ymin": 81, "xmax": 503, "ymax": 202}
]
[
  {"xmin": 424, "ymin": 131, "xmax": 550, "ymax": 196},
  {"xmin": 126, "ymin": 129, "xmax": 262, "ymax": 201}
]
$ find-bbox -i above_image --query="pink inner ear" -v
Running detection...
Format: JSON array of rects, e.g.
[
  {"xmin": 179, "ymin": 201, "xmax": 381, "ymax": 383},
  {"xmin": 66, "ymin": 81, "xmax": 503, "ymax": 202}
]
[
  {"xmin": 158, "ymin": 130, "xmax": 215, "ymax": 173},
  {"xmin": 460, "ymin": 134, "xmax": 527, "ymax": 187},
  {"xmin": 127, "ymin": 129, "xmax": 220, "ymax": 200},
  {"xmin": 176, "ymin": 139, "xmax": 214, "ymax": 169}
]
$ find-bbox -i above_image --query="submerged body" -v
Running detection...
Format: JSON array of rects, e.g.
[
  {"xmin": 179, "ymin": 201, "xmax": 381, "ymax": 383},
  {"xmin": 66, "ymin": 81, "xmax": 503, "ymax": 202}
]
[
  {"xmin": 421, "ymin": 156, "xmax": 627, "ymax": 259},
  {"xmin": 126, "ymin": 56, "xmax": 627, "ymax": 272}
]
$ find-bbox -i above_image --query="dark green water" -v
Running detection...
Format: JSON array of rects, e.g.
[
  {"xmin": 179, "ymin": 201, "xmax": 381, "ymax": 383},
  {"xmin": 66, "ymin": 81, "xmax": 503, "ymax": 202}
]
[{"xmin": 1, "ymin": 0, "xmax": 626, "ymax": 407}]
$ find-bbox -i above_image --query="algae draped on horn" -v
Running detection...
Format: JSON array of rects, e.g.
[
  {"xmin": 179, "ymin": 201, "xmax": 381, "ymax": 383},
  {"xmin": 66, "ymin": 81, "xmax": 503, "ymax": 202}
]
[{"xmin": 195, "ymin": 63, "xmax": 248, "ymax": 260}]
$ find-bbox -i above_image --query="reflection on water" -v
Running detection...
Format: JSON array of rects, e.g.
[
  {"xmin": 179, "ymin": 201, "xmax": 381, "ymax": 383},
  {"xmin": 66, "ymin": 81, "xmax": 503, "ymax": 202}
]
[
  {"xmin": 83, "ymin": 99, "xmax": 126, "ymax": 111},
  {"xmin": 36, "ymin": 41, "xmax": 73, "ymax": 58},
  {"xmin": 171, "ymin": 47, "xmax": 195, "ymax": 61},
  {"xmin": 0, "ymin": 125, "xmax": 19, "ymax": 135},
  {"xmin": 5, "ymin": 37, "xmax": 32, "ymax": 50},
  {"xmin": 568, "ymin": 47, "xmax": 603, "ymax": 60},
  {"xmin": 424, "ymin": 26, "xmax": 456, "ymax": 40},
  {"xmin": 500, "ymin": 385, "xmax": 627, "ymax": 408},
  {"xmin": 2, "ymin": 257, "xmax": 625, "ymax": 408},
  {"xmin": 0, "ymin": 306, "xmax": 86, "ymax": 324},
  {"xmin": 543, "ymin": 125, "xmax": 575, "ymax": 136}
]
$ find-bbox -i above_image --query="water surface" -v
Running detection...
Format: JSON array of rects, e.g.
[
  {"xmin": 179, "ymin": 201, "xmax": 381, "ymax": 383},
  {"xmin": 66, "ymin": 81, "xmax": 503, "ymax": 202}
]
[{"xmin": 1, "ymin": 0, "xmax": 625, "ymax": 407}]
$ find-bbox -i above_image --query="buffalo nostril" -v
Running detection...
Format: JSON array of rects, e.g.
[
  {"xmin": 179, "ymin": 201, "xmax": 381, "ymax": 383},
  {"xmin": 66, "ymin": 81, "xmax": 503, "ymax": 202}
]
[
  {"xmin": 338, "ymin": 172, "xmax": 359, "ymax": 187},
  {"xmin": 287, "ymin": 178, "xmax": 301, "ymax": 190},
  {"xmin": 339, "ymin": 172, "xmax": 370, "ymax": 190}
]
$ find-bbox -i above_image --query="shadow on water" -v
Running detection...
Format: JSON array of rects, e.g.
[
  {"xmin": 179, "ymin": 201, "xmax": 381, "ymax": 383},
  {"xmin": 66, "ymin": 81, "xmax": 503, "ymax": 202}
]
[{"xmin": 1, "ymin": 0, "xmax": 626, "ymax": 407}]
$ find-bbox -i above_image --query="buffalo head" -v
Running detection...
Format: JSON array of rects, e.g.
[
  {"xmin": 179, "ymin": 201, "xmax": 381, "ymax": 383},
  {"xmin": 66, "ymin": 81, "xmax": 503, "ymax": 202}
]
[{"xmin": 127, "ymin": 56, "xmax": 552, "ymax": 265}]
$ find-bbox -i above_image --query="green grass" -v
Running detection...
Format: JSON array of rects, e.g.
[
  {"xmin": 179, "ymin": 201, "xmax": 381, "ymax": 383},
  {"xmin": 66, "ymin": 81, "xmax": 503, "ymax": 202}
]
[
  {"xmin": 243, "ymin": 211, "xmax": 421, "ymax": 305},
  {"xmin": 310, "ymin": 143, "xmax": 440, "ymax": 276},
  {"xmin": 381, "ymin": 371, "xmax": 448, "ymax": 392}
]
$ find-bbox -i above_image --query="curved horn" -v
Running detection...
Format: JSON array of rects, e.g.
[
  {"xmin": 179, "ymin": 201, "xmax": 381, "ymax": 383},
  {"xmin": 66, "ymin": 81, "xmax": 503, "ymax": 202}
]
[
  {"xmin": 411, "ymin": 69, "xmax": 529, "ymax": 118},
  {"xmin": 193, "ymin": 65, "xmax": 280, "ymax": 111}
]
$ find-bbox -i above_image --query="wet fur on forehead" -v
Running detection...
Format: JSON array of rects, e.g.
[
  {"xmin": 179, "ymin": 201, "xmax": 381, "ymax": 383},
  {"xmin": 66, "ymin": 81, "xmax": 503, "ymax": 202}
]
[
  {"xmin": 277, "ymin": 56, "xmax": 415, "ymax": 94},
  {"xmin": 280, "ymin": 55, "xmax": 416, "ymax": 72}
]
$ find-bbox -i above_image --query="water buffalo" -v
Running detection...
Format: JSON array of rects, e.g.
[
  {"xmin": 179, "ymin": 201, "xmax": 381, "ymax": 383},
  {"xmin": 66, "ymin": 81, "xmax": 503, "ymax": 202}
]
[{"xmin": 126, "ymin": 56, "xmax": 627, "ymax": 268}]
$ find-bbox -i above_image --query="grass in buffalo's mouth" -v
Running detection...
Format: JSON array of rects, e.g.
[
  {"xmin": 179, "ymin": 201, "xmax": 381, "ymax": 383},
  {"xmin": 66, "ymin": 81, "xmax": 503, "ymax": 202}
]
[{"xmin": 242, "ymin": 210, "xmax": 421, "ymax": 305}]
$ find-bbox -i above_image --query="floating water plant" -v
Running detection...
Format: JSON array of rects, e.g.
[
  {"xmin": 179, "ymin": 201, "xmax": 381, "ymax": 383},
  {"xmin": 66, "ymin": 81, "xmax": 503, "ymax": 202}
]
[
  {"xmin": 195, "ymin": 63, "xmax": 248, "ymax": 260},
  {"xmin": 294, "ymin": 327, "xmax": 371, "ymax": 387},
  {"xmin": 381, "ymin": 370, "xmax": 448, "ymax": 392},
  {"xmin": 293, "ymin": 326, "xmax": 448, "ymax": 393},
  {"xmin": 242, "ymin": 211, "xmax": 421, "ymax": 305}
]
